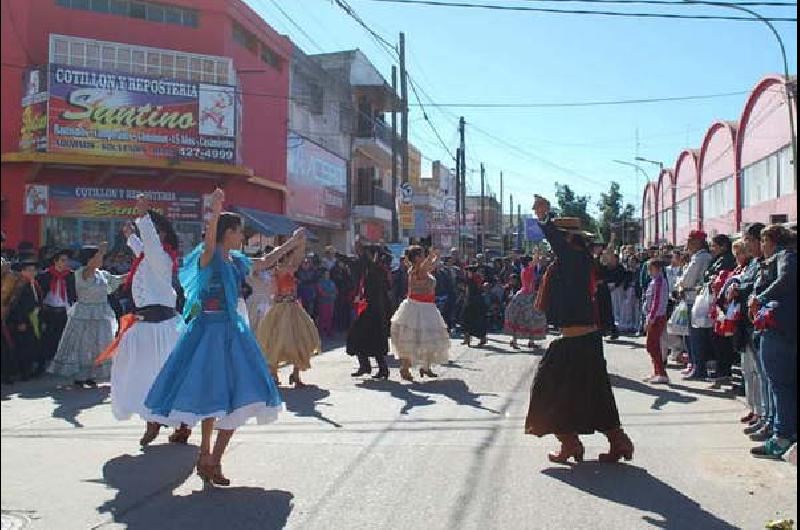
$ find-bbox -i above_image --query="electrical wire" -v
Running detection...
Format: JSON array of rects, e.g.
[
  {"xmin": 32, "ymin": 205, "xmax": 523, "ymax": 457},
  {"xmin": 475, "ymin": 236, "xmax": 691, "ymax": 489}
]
[
  {"xmin": 260, "ymin": 0, "xmax": 326, "ymax": 53},
  {"xmin": 408, "ymin": 90, "xmax": 750, "ymax": 108},
  {"xmin": 352, "ymin": 0, "xmax": 797, "ymax": 21}
]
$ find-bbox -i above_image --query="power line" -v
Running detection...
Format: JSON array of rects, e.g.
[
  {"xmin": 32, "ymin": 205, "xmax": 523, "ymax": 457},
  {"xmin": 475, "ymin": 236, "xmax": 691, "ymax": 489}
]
[
  {"xmin": 260, "ymin": 0, "xmax": 326, "ymax": 53},
  {"xmin": 352, "ymin": 0, "xmax": 797, "ymax": 21},
  {"xmin": 517, "ymin": 0, "xmax": 796, "ymax": 6},
  {"xmin": 407, "ymin": 90, "xmax": 750, "ymax": 108}
]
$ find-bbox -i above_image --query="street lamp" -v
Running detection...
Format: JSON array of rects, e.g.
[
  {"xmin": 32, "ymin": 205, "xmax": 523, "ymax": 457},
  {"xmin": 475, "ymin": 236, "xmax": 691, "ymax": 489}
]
[
  {"xmin": 613, "ymin": 160, "xmax": 652, "ymax": 246},
  {"xmin": 635, "ymin": 157, "xmax": 665, "ymax": 172},
  {"xmin": 682, "ymin": 0, "xmax": 796, "ymax": 170}
]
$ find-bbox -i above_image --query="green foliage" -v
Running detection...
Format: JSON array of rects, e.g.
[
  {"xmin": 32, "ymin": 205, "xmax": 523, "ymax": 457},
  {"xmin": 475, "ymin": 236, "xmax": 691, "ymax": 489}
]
[
  {"xmin": 554, "ymin": 182, "xmax": 598, "ymax": 235},
  {"xmin": 596, "ymin": 181, "xmax": 637, "ymax": 246}
]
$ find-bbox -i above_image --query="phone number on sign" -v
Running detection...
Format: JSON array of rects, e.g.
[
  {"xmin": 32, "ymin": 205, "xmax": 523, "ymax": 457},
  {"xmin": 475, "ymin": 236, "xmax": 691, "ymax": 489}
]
[{"xmin": 178, "ymin": 147, "xmax": 235, "ymax": 161}]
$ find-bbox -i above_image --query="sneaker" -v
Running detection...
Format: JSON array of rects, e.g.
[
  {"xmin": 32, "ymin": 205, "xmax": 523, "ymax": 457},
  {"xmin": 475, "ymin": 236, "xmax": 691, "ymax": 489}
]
[
  {"xmin": 749, "ymin": 426, "xmax": 774, "ymax": 442},
  {"xmin": 649, "ymin": 375, "xmax": 670, "ymax": 384},
  {"xmin": 751, "ymin": 437, "xmax": 793, "ymax": 459},
  {"xmin": 744, "ymin": 422, "xmax": 764, "ymax": 435}
]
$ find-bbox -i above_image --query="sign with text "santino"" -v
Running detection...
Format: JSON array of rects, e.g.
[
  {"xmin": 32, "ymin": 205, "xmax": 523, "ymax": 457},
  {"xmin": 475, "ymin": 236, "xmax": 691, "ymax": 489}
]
[{"xmin": 31, "ymin": 65, "xmax": 238, "ymax": 164}]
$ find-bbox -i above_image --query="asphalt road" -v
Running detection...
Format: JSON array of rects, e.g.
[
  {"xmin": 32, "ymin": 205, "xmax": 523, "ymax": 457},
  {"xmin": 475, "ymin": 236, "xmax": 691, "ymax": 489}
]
[{"xmin": 1, "ymin": 332, "xmax": 797, "ymax": 530}]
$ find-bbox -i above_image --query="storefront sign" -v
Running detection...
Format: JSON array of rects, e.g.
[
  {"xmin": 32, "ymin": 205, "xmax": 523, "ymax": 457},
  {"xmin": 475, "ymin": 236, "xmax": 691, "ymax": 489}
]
[
  {"xmin": 398, "ymin": 203, "xmax": 414, "ymax": 230},
  {"xmin": 19, "ymin": 67, "xmax": 49, "ymax": 152},
  {"xmin": 24, "ymin": 184, "xmax": 202, "ymax": 221},
  {"xmin": 286, "ymin": 133, "xmax": 347, "ymax": 228},
  {"xmin": 43, "ymin": 64, "xmax": 237, "ymax": 163},
  {"xmin": 360, "ymin": 221, "xmax": 385, "ymax": 242}
]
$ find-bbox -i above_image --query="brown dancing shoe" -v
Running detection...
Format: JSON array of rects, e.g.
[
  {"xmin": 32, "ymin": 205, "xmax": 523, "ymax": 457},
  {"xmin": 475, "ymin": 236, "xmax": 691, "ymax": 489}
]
[
  {"xmin": 139, "ymin": 422, "xmax": 161, "ymax": 447},
  {"xmin": 548, "ymin": 434, "xmax": 585, "ymax": 464},
  {"xmin": 599, "ymin": 428, "xmax": 634, "ymax": 463},
  {"xmin": 168, "ymin": 424, "xmax": 192, "ymax": 444}
]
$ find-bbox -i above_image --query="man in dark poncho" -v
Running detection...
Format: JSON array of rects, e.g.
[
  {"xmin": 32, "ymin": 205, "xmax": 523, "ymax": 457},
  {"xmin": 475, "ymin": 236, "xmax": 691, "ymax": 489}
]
[{"xmin": 525, "ymin": 195, "xmax": 634, "ymax": 465}]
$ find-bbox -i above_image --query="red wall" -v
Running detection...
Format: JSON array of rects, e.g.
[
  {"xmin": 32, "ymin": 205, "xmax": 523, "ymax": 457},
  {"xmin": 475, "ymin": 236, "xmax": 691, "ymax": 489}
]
[
  {"xmin": 673, "ymin": 150, "xmax": 700, "ymax": 245},
  {"xmin": 1, "ymin": 0, "xmax": 290, "ymax": 247}
]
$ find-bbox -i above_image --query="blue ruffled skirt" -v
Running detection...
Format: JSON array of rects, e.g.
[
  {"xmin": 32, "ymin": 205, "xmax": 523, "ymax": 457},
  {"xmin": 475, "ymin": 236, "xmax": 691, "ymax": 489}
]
[{"xmin": 144, "ymin": 311, "xmax": 283, "ymax": 430}]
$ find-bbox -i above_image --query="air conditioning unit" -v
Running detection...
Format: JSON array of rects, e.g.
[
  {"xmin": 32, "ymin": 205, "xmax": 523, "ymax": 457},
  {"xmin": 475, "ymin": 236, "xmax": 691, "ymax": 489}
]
[{"xmin": 770, "ymin": 214, "xmax": 789, "ymax": 224}]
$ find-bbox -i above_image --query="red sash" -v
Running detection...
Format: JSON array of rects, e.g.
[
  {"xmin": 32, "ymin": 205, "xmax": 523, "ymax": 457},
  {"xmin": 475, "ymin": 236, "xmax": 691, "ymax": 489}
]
[
  {"xmin": 409, "ymin": 293, "xmax": 435, "ymax": 303},
  {"xmin": 95, "ymin": 313, "xmax": 137, "ymax": 366}
]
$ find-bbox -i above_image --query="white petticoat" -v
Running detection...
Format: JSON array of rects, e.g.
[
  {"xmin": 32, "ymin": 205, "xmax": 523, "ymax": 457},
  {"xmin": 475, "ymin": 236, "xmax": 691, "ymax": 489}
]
[
  {"xmin": 110, "ymin": 316, "xmax": 181, "ymax": 422},
  {"xmin": 146, "ymin": 401, "xmax": 284, "ymax": 430},
  {"xmin": 391, "ymin": 299, "xmax": 450, "ymax": 367}
]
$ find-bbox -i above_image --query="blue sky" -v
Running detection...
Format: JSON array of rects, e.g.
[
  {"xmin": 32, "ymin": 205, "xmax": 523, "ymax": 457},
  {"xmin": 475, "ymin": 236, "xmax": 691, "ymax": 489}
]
[{"xmin": 246, "ymin": 0, "xmax": 797, "ymax": 215}]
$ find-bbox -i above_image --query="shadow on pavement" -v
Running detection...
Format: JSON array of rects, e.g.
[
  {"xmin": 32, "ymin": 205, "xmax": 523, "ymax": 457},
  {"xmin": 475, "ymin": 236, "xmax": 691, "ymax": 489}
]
[
  {"xmin": 282, "ymin": 385, "xmax": 342, "ymax": 428},
  {"xmin": 95, "ymin": 445, "xmax": 294, "ymax": 530},
  {"xmin": 1, "ymin": 376, "xmax": 109, "ymax": 427},
  {"xmin": 542, "ymin": 463, "xmax": 738, "ymax": 530},
  {"xmin": 443, "ymin": 360, "xmax": 481, "ymax": 372},
  {"xmin": 414, "ymin": 379, "xmax": 500, "ymax": 414},
  {"xmin": 357, "ymin": 379, "xmax": 435, "ymax": 415},
  {"xmin": 609, "ymin": 374, "xmax": 697, "ymax": 411}
]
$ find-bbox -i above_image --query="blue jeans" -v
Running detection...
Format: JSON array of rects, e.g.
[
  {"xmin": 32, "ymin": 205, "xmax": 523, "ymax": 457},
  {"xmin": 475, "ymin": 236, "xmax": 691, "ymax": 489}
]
[
  {"xmin": 688, "ymin": 325, "xmax": 711, "ymax": 378},
  {"xmin": 760, "ymin": 329, "xmax": 797, "ymax": 440}
]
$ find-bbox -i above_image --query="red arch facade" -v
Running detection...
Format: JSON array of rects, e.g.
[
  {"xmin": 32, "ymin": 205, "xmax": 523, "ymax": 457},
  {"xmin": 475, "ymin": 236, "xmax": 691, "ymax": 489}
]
[
  {"xmin": 673, "ymin": 150, "xmax": 700, "ymax": 244},
  {"xmin": 641, "ymin": 181, "xmax": 658, "ymax": 246},
  {"xmin": 698, "ymin": 121, "xmax": 738, "ymax": 237},
  {"xmin": 735, "ymin": 75, "xmax": 797, "ymax": 230}
]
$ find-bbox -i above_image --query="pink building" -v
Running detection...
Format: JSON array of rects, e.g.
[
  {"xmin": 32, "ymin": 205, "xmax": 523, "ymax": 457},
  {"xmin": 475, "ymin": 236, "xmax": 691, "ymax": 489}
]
[
  {"xmin": 641, "ymin": 75, "xmax": 796, "ymax": 245},
  {"xmin": 698, "ymin": 121, "xmax": 738, "ymax": 237},
  {"xmin": 642, "ymin": 181, "xmax": 658, "ymax": 246},
  {"xmin": 737, "ymin": 75, "xmax": 797, "ymax": 229},
  {"xmin": 655, "ymin": 169, "xmax": 676, "ymax": 245}
]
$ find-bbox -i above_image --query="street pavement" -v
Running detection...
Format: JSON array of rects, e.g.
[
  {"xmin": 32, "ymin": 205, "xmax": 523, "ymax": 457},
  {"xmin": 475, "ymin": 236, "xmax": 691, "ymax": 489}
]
[{"xmin": 1, "ymin": 332, "xmax": 797, "ymax": 530}]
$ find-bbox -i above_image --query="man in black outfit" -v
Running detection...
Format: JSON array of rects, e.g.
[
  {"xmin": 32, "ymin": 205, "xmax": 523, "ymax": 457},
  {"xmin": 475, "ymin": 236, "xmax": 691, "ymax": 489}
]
[{"xmin": 36, "ymin": 249, "xmax": 76, "ymax": 373}]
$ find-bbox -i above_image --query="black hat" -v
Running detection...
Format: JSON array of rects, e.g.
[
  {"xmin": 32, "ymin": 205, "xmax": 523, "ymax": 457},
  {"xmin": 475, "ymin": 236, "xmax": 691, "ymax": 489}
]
[
  {"xmin": 12, "ymin": 258, "xmax": 38, "ymax": 271},
  {"xmin": 745, "ymin": 222, "xmax": 766, "ymax": 239}
]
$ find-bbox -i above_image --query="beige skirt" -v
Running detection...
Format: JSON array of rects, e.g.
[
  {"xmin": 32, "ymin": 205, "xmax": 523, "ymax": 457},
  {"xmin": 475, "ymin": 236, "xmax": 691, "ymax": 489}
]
[{"xmin": 256, "ymin": 300, "xmax": 321, "ymax": 371}]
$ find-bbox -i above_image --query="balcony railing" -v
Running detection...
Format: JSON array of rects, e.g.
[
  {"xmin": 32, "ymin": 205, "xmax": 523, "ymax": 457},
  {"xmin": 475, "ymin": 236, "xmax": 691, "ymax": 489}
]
[
  {"xmin": 355, "ymin": 118, "xmax": 394, "ymax": 148},
  {"xmin": 354, "ymin": 183, "xmax": 394, "ymax": 210}
]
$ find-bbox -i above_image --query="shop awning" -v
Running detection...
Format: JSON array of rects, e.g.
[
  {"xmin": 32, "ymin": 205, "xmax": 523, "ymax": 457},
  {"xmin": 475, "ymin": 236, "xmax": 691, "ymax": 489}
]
[{"xmin": 233, "ymin": 206, "xmax": 317, "ymax": 240}]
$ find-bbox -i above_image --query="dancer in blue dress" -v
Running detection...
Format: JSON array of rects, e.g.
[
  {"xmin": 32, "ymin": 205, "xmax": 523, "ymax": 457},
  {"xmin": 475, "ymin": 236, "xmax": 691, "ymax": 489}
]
[{"xmin": 144, "ymin": 188, "xmax": 287, "ymax": 486}]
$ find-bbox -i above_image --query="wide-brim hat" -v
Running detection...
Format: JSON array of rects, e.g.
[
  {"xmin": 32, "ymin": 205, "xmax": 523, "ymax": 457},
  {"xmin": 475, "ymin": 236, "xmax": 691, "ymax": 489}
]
[
  {"xmin": 12, "ymin": 258, "xmax": 39, "ymax": 271},
  {"xmin": 553, "ymin": 217, "xmax": 595, "ymax": 239}
]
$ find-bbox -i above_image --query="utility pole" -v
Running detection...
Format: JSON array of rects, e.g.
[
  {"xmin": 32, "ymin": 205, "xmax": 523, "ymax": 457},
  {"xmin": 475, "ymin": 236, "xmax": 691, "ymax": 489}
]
[
  {"xmin": 391, "ymin": 65, "xmax": 399, "ymax": 242},
  {"xmin": 480, "ymin": 163, "xmax": 485, "ymax": 255},
  {"xmin": 517, "ymin": 204, "xmax": 522, "ymax": 253},
  {"xmin": 399, "ymin": 33, "xmax": 409, "ymax": 185},
  {"xmin": 459, "ymin": 116, "xmax": 466, "ymax": 256},
  {"xmin": 499, "ymin": 172, "xmax": 504, "ymax": 256},
  {"xmin": 509, "ymin": 193, "xmax": 514, "ymax": 252},
  {"xmin": 455, "ymin": 147, "xmax": 461, "ymax": 254}
]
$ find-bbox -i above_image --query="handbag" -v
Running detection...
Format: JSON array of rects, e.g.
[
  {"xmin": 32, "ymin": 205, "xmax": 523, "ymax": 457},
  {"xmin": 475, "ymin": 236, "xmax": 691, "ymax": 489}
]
[
  {"xmin": 667, "ymin": 299, "xmax": 690, "ymax": 337},
  {"xmin": 691, "ymin": 285, "xmax": 714, "ymax": 329}
]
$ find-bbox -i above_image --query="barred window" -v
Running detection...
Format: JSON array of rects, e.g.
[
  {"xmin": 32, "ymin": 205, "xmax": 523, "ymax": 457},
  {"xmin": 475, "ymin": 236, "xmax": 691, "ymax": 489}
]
[{"xmin": 55, "ymin": 0, "xmax": 199, "ymax": 28}]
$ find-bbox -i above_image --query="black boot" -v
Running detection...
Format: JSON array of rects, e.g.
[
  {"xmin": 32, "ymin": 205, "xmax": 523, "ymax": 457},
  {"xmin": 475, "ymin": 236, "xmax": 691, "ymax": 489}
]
[
  {"xmin": 351, "ymin": 356, "xmax": 372, "ymax": 377},
  {"xmin": 373, "ymin": 356, "xmax": 389, "ymax": 379}
]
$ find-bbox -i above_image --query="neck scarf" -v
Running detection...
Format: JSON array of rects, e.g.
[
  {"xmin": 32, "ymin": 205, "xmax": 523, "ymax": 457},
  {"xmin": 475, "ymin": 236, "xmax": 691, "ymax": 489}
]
[
  {"xmin": 46, "ymin": 265, "xmax": 71, "ymax": 301},
  {"xmin": 124, "ymin": 244, "xmax": 178, "ymax": 291}
]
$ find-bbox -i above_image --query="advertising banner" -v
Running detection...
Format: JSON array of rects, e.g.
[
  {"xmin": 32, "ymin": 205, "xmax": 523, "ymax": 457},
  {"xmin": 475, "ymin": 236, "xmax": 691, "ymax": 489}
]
[
  {"xmin": 25, "ymin": 184, "xmax": 202, "ymax": 221},
  {"xmin": 286, "ymin": 133, "xmax": 347, "ymax": 228},
  {"xmin": 19, "ymin": 67, "xmax": 49, "ymax": 152},
  {"xmin": 398, "ymin": 203, "xmax": 414, "ymax": 230},
  {"xmin": 46, "ymin": 64, "xmax": 236, "ymax": 163}
]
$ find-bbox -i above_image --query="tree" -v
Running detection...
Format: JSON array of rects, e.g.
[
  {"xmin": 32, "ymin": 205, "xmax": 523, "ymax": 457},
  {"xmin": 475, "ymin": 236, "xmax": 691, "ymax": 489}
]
[
  {"xmin": 554, "ymin": 182, "xmax": 598, "ymax": 235},
  {"xmin": 596, "ymin": 181, "xmax": 637, "ymax": 245}
]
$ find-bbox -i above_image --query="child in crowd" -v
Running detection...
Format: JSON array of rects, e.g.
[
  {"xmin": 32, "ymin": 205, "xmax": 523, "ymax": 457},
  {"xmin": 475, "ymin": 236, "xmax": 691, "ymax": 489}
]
[
  {"xmin": 644, "ymin": 259, "xmax": 669, "ymax": 384},
  {"xmin": 316, "ymin": 269, "xmax": 338, "ymax": 338}
]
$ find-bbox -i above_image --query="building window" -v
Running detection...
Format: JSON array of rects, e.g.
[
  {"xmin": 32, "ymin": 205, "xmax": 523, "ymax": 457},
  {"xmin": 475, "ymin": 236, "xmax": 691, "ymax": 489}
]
[
  {"xmin": 675, "ymin": 194, "xmax": 696, "ymax": 228},
  {"xmin": 701, "ymin": 176, "xmax": 734, "ymax": 219},
  {"xmin": 55, "ymin": 0, "xmax": 198, "ymax": 28},
  {"xmin": 660, "ymin": 208, "xmax": 671, "ymax": 235},
  {"xmin": 233, "ymin": 21, "xmax": 282, "ymax": 71},
  {"xmin": 260, "ymin": 44, "xmax": 281, "ymax": 70},
  {"xmin": 50, "ymin": 35, "xmax": 233, "ymax": 85},
  {"xmin": 233, "ymin": 22, "xmax": 258, "ymax": 53},
  {"xmin": 741, "ymin": 145, "xmax": 791, "ymax": 208}
]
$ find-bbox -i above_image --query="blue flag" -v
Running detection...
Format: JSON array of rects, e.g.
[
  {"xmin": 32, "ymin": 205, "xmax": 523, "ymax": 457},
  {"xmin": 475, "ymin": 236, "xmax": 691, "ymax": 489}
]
[{"xmin": 525, "ymin": 218, "xmax": 544, "ymax": 242}]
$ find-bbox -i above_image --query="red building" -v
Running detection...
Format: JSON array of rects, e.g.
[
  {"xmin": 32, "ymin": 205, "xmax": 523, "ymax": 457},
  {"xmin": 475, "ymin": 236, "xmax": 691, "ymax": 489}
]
[{"xmin": 1, "ymin": 0, "xmax": 292, "ymax": 252}]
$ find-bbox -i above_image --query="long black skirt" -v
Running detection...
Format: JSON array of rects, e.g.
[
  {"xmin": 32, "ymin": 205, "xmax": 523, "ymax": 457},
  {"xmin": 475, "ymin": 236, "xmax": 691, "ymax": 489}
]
[
  {"xmin": 346, "ymin": 306, "xmax": 389, "ymax": 358},
  {"xmin": 525, "ymin": 332, "xmax": 621, "ymax": 436},
  {"xmin": 461, "ymin": 294, "xmax": 488, "ymax": 338}
]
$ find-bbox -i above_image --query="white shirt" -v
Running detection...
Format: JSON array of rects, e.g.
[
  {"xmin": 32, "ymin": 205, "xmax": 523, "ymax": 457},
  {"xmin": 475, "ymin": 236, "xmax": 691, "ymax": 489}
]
[
  {"xmin": 128, "ymin": 214, "xmax": 177, "ymax": 309},
  {"xmin": 43, "ymin": 289, "xmax": 69, "ymax": 308}
]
